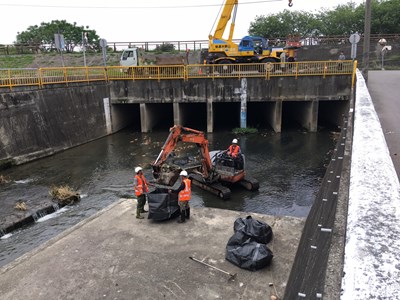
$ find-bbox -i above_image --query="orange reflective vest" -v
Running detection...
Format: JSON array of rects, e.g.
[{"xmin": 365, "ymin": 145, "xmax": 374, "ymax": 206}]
[
  {"xmin": 179, "ymin": 178, "xmax": 191, "ymax": 201},
  {"xmin": 228, "ymin": 145, "xmax": 240, "ymax": 158},
  {"xmin": 134, "ymin": 175, "xmax": 149, "ymax": 196}
]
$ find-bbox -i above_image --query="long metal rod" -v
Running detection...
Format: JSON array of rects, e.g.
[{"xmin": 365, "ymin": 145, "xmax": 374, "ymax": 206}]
[{"xmin": 189, "ymin": 256, "xmax": 237, "ymax": 279}]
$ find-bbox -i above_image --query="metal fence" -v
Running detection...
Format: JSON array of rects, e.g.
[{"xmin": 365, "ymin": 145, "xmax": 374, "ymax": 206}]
[
  {"xmin": 1, "ymin": 34, "xmax": 398, "ymax": 54},
  {"xmin": 0, "ymin": 60, "xmax": 356, "ymax": 90}
]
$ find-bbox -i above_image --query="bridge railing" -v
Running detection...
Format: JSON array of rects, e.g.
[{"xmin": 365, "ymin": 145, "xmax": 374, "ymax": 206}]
[{"xmin": 0, "ymin": 60, "xmax": 355, "ymax": 90}]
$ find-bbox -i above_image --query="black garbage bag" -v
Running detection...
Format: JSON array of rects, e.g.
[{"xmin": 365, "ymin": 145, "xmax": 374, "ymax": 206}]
[
  {"xmin": 226, "ymin": 215, "xmax": 274, "ymax": 271},
  {"xmin": 226, "ymin": 232, "xmax": 274, "ymax": 271},
  {"xmin": 233, "ymin": 215, "xmax": 273, "ymax": 244},
  {"xmin": 147, "ymin": 190, "xmax": 180, "ymax": 221}
]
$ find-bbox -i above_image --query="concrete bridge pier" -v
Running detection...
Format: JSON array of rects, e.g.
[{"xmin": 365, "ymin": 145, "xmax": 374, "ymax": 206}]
[
  {"xmin": 207, "ymin": 97, "xmax": 213, "ymax": 133},
  {"xmin": 303, "ymin": 100, "xmax": 319, "ymax": 132},
  {"xmin": 269, "ymin": 100, "xmax": 283, "ymax": 133},
  {"xmin": 285, "ymin": 100, "xmax": 319, "ymax": 132},
  {"xmin": 140, "ymin": 103, "xmax": 150, "ymax": 133},
  {"xmin": 173, "ymin": 102, "xmax": 181, "ymax": 126}
]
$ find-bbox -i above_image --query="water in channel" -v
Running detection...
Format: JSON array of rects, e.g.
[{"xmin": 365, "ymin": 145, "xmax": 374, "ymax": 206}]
[{"xmin": 0, "ymin": 127, "xmax": 335, "ymax": 267}]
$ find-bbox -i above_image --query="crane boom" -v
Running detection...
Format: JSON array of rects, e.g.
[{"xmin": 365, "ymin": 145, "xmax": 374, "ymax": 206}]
[{"xmin": 210, "ymin": 0, "xmax": 238, "ymax": 41}]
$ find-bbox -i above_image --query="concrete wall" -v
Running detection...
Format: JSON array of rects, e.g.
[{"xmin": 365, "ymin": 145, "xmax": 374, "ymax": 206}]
[
  {"xmin": 0, "ymin": 84, "xmax": 112, "ymax": 168},
  {"xmin": 110, "ymin": 76, "xmax": 352, "ymax": 103}
]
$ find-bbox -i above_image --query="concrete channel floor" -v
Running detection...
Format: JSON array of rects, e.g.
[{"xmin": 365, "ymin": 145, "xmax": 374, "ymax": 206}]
[{"xmin": 0, "ymin": 199, "xmax": 304, "ymax": 300}]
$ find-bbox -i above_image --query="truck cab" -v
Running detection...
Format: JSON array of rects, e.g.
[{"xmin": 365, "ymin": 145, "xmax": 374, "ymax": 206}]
[{"xmin": 120, "ymin": 48, "xmax": 139, "ymax": 67}]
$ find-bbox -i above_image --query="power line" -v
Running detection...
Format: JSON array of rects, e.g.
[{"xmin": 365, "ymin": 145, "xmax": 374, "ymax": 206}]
[{"xmin": 0, "ymin": 0, "xmax": 282, "ymax": 10}]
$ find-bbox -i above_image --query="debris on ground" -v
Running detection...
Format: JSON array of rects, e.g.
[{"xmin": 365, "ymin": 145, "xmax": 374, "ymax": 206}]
[
  {"xmin": 49, "ymin": 185, "xmax": 80, "ymax": 205},
  {"xmin": 15, "ymin": 200, "xmax": 27, "ymax": 211},
  {"xmin": 0, "ymin": 175, "xmax": 11, "ymax": 184}
]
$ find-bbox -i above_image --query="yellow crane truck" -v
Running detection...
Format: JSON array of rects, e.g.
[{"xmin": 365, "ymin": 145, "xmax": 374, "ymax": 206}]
[{"xmin": 206, "ymin": 0, "xmax": 299, "ymax": 65}]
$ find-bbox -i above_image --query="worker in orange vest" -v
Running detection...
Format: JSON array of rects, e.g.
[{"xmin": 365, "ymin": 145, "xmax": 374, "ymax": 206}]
[
  {"xmin": 134, "ymin": 166, "xmax": 149, "ymax": 219},
  {"xmin": 227, "ymin": 138, "xmax": 241, "ymax": 158},
  {"xmin": 176, "ymin": 170, "xmax": 191, "ymax": 223}
]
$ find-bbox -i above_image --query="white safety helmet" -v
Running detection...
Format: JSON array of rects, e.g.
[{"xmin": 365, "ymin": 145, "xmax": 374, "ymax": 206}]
[
  {"xmin": 232, "ymin": 138, "xmax": 238, "ymax": 144},
  {"xmin": 135, "ymin": 167, "xmax": 142, "ymax": 173},
  {"xmin": 180, "ymin": 170, "xmax": 188, "ymax": 177}
]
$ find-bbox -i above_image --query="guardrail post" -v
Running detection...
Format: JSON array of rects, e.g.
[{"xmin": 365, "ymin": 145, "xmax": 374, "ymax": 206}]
[
  {"xmin": 351, "ymin": 60, "xmax": 358, "ymax": 88},
  {"xmin": 63, "ymin": 68, "xmax": 68, "ymax": 86},
  {"xmin": 85, "ymin": 67, "xmax": 89, "ymax": 82},
  {"xmin": 7, "ymin": 69, "xmax": 12, "ymax": 91},
  {"xmin": 38, "ymin": 68, "xmax": 43, "ymax": 88},
  {"xmin": 184, "ymin": 66, "xmax": 188, "ymax": 81}
]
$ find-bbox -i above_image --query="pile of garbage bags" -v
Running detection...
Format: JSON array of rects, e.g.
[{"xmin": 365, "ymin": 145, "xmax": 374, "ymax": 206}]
[{"xmin": 225, "ymin": 215, "xmax": 274, "ymax": 271}]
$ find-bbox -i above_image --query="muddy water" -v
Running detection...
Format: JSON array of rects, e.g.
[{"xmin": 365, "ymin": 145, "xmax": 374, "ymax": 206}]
[{"xmin": 0, "ymin": 128, "xmax": 334, "ymax": 267}]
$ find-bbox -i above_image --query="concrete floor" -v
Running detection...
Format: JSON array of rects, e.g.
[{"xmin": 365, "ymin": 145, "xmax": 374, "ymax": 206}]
[{"xmin": 0, "ymin": 199, "xmax": 304, "ymax": 300}]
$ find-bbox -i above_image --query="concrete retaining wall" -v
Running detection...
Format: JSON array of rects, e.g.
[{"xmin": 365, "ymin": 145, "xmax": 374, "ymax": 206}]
[{"xmin": 0, "ymin": 84, "xmax": 112, "ymax": 168}]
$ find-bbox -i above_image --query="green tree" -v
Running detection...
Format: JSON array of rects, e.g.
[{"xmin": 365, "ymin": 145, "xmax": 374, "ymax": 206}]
[
  {"xmin": 316, "ymin": 2, "xmax": 364, "ymax": 35},
  {"xmin": 16, "ymin": 20, "xmax": 100, "ymax": 53},
  {"xmin": 370, "ymin": 0, "xmax": 400, "ymax": 34},
  {"xmin": 248, "ymin": 0, "xmax": 400, "ymax": 38},
  {"xmin": 249, "ymin": 10, "xmax": 322, "ymax": 38}
]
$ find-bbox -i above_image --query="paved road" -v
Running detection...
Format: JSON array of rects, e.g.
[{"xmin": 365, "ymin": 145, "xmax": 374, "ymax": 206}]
[{"xmin": 368, "ymin": 70, "xmax": 400, "ymax": 179}]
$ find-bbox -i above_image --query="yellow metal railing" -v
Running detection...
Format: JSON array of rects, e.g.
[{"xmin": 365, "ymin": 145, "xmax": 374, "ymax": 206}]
[{"xmin": 0, "ymin": 60, "xmax": 355, "ymax": 90}]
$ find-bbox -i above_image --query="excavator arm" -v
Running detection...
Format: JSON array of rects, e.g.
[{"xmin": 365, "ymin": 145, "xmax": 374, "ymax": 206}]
[{"xmin": 152, "ymin": 125, "xmax": 213, "ymax": 180}]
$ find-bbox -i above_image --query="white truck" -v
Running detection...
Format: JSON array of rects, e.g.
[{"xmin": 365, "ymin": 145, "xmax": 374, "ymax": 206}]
[
  {"xmin": 120, "ymin": 47, "xmax": 187, "ymax": 67},
  {"xmin": 120, "ymin": 48, "xmax": 140, "ymax": 67}
]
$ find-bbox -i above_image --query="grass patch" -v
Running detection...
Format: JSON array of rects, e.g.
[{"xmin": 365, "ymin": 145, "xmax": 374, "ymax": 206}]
[
  {"xmin": 0, "ymin": 55, "xmax": 35, "ymax": 68},
  {"xmin": 232, "ymin": 127, "xmax": 258, "ymax": 135}
]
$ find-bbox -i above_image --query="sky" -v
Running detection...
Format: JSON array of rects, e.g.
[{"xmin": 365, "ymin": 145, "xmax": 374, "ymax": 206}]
[{"xmin": 0, "ymin": 0, "xmax": 364, "ymax": 44}]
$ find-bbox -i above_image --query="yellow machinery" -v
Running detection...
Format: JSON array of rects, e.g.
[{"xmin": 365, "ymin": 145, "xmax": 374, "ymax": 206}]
[{"xmin": 207, "ymin": 0, "xmax": 299, "ymax": 65}]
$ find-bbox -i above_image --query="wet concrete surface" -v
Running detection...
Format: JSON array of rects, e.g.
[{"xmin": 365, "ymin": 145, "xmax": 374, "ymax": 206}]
[{"xmin": 0, "ymin": 199, "xmax": 304, "ymax": 300}]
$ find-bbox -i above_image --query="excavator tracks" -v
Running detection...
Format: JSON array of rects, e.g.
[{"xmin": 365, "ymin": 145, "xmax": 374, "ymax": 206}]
[
  {"xmin": 238, "ymin": 176, "xmax": 259, "ymax": 191},
  {"xmin": 190, "ymin": 174, "xmax": 231, "ymax": 200}
]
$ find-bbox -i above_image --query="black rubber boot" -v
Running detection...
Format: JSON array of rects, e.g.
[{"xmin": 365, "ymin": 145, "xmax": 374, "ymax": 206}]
[
  {"xmin": 177, "ymin": 210, "xmax": 186, "ymax": 223},
  {"xmin": 186, "ymin": 208, "xmax": 190, "ymax": 220},
  {"xmin": 136, "ymin": 208, "xmax": 144, "ymax": 219}
]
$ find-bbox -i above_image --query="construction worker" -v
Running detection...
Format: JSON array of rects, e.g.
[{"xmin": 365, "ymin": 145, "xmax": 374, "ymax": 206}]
[
  {"xmin": 134, "ymin": 166, "xmax": 149, "ymax": 219},
  {"xmin": 176, "ymin": 170, "xmax": 191, "ymax": 223},
  {"xmin": 227, "ymin": 138, "xmax": 241, "ymax": 158}
]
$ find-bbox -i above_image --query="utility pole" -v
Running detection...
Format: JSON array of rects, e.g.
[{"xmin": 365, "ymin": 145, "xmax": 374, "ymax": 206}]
[
  {"xmin": 82, "ymin": 31, "xmax": 87, "ymax": 67},
  {"xmin": 362, "ymin": 0, "xmax": 371, "ymax": 82}
]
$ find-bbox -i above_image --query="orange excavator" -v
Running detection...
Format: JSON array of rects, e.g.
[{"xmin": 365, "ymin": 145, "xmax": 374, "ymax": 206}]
[{"xmin": 151, "ymin": 125, "xmax": 259, "ymax": 199}]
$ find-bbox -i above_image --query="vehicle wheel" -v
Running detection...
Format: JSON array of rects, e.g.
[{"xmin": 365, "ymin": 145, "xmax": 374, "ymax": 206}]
[{"xmin": 260, "ymin": 58, "xmax": 277, "ymax": 72}]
